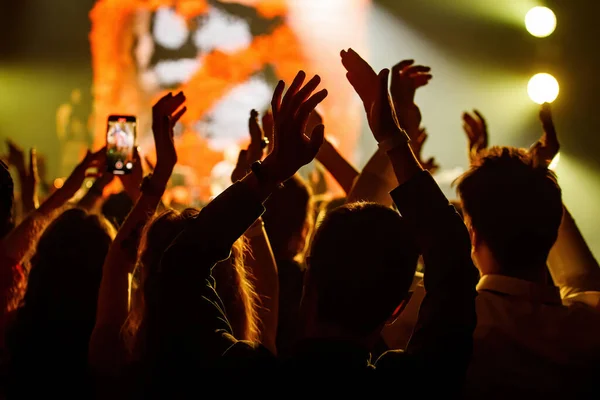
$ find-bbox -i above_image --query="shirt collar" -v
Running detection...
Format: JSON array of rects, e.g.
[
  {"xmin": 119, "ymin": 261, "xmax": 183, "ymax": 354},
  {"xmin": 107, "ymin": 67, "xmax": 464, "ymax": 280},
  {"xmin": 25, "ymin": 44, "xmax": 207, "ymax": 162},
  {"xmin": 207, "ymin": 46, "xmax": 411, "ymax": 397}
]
[{"xmin": 477, "ymin": 274, "xmax": 562, "ymax": 305}]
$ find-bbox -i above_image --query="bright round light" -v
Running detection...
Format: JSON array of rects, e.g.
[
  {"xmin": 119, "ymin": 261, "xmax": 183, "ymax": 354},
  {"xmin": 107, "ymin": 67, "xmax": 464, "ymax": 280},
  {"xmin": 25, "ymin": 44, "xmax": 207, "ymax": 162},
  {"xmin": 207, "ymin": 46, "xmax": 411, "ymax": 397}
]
[
  {"xmin": 525, "ymin": 7, "xmax": 556, "ymax": 38},
  {"xmin": 527, "ymin": 73, "xmax": 559, "ymax": 104}
]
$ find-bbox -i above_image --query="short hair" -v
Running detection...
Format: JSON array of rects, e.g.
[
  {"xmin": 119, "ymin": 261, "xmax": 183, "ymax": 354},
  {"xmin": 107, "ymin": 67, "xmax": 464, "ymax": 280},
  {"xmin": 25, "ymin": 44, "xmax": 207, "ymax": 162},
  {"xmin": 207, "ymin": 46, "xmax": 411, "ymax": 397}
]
[
  {"xmin": 0, "ymin": 160, "xmax": 14, "ymax": 238},
  {"xmin": 263, "ymin": 175, "xmax": 313, "ymax": 259},
  {"xmin": 456, "ymin": 146, "xmax": 563, "ymax": 271},
  {"xmin": 308, "ymin": 202, "xmax": 419, "ymax": 335}
]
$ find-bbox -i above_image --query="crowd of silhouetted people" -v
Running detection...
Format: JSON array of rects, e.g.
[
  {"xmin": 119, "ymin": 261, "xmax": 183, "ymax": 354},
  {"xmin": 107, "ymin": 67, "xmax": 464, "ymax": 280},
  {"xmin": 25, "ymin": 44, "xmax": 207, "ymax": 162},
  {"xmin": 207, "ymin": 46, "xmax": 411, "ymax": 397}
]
[{"xmin": 0, "ymin": 48, "xmax": 599, "ymax": 399}]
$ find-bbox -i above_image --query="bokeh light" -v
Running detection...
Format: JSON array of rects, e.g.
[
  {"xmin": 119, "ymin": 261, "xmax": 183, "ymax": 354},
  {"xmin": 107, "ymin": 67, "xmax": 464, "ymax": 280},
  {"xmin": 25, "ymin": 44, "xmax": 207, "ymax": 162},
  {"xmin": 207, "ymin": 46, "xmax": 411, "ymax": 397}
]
[
  {"xmin": 528, "ymin": 73, "xmax": 559, "ymax": 104},
  {"xmin": 525, "ymin": 6, "xmax": 557, "ymax": 38}
]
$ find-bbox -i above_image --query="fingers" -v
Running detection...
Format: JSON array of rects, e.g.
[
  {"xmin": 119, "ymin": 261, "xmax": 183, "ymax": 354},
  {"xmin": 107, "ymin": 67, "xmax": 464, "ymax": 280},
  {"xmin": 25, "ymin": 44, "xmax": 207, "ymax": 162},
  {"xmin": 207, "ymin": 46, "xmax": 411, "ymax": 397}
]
[
  {"xmin": 249, "ymin": 109, "xmax": 263, "ymax": 141},
  {"xmin": 280, "ymin": 71, "xmax": 306, "ymax": 116},
  {"xmin": 404, "ymin": 65, "xmax": 431, "ymax": 75},
  {"xmin": 171, "ymin": 106, "xmax": 187, "ymax": 125},
  {"xmin": 289, "ymin": 75, "xmax": 321, "ymax": 116},
  {"xmin": 392, "ymin": 60, "xmax": 415, "ymax": 76},
  {"xmin": 309, "ymin": 124, "xmax": 325, "ymax": 155},
  {"xmin": 473, "ymin": 109, "xmax": 487, "ymax": 126},
  {"xmin": 29, "ymin": 148, "xmax": 38, "ymax": 181},
  {"xmin": 412, "ymin": 74, "xmax": 433, "ymax": 88},
  {"xmin": 270, "ymin": 80, "xmax": 285, "ymax": 120},
  {"xmin": 296, "ymin": 89, "xmax": 328, "ymax": 124},
  {"xmin": 462, "ymin": 112, "xmax": 479, "ymax": 136}
]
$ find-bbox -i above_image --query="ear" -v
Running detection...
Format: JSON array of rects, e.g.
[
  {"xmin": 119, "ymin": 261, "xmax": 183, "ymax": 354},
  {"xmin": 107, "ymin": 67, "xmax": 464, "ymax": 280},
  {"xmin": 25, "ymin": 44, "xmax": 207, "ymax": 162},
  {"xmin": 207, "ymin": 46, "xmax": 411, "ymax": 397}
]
[{"xmin": 385, "ymin": 291, "xmax": 414, "ymax": 327}]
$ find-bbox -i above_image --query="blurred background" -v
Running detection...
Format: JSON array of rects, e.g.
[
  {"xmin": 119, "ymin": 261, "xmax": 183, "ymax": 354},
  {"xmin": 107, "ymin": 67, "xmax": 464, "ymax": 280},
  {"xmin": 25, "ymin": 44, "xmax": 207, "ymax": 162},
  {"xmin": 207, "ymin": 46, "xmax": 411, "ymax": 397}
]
[{"xmin": 0, "ymin": 0, "xmax": 598, "ymax": 256}]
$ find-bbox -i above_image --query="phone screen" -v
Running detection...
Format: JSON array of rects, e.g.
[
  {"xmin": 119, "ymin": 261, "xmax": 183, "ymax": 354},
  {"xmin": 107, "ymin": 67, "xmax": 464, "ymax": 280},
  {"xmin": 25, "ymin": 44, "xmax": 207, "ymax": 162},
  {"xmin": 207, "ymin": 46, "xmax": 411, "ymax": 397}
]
[{"xmin": 106, "ymin": 115, "xmax": 136, "ymax": 175}]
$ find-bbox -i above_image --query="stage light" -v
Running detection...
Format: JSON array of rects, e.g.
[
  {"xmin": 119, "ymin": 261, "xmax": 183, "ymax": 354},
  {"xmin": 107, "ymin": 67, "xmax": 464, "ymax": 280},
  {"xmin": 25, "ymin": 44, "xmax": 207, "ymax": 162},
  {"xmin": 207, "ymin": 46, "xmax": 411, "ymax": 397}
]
[
  {"xmin": 525, "ymin": 6, "xmax": 556, "ymax": 38},
  {"xmin": 528, "ymin": 73, "xmax": 559, "ymax": 104}
]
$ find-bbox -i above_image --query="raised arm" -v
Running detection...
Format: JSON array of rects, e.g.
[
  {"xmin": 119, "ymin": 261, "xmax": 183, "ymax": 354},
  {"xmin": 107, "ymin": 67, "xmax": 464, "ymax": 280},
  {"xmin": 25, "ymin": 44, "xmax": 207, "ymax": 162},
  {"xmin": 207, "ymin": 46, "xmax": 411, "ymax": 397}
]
[
  {"xmin": 529, "ymin": 104, "xmax": 600, "ymax": 301},
  {"xmin": 231, "ymin": 111, "xmax": 279, "ymax": 355},
  {"xmin": 89, "ymin": 92, "xmax": 186, "ymax": 375},
  {"xmin": 0, "ymin": 148, "xmax": 105, "ymax": 266},
  {"xmin": 157, "ymin": 71, "xmax": 327, "ymax": 364},
  {"xmin": 344, "ymin": 51, "xmax": 433, "ymax": 205},
  {"xmin": 341, "ymin": 49, "xmax": 478, "ymax": 391}
]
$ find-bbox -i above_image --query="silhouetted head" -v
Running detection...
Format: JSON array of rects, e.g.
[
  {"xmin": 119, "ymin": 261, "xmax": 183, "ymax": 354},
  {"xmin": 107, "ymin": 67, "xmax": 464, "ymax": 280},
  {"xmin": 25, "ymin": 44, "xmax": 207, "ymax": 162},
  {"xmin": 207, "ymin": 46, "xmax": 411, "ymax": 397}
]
[
  {"xmin": 126, "ymin": 208, "xmax": 259, "ymax": 360},
  {"xmin": 9, "ymin": 208, "xmax": 115, "ymax": 371},
  {"xmin": 101, "ymin": 191, "xmax": 134, "ymax": 228},
  {"xmin": 263, "ymin": 175, "xmax": 313, "ymax": 261},
  {"xmin": 303, "ymin": 202, "xmax": 419, "ymax": 348},
  {"xmin": 456, "ymin": 146, "xmax": 563, "ymax": 280},
  {"xmin": 0, "ymin": 160, "xmax": 14, "ymax": 238}
]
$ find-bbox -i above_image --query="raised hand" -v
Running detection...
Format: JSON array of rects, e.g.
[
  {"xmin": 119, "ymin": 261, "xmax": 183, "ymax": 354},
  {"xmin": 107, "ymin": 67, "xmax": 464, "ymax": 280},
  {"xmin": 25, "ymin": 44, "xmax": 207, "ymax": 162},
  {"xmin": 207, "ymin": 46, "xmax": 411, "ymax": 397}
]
[
  {"xmin": 119, "ymin": 147, "xmax": 144, "ymax": 200},
  {"xmin": 530, "ymin": 102, "xmax": 559, "ymax": 168},
  {"xmin": 247, "ymin": 109, "xmax": 266, "ymax": 164},
  {"xmin": 412, "ymin": 127, "xmax": 439, "ymax": 173},
  {"xmin": 262, "ymin": 71, "xmax": 328, "ymax": 183},
  {"xmin": 262, "ymin": 110, "xmax": 274, "ymax": 154},
  {"xmin": 462, "ymin": 110, "xmax": 488, "ymax": 162},
  {"xmin": 152, "ymin": 91, "xmax": 186, "ymax": 180},
  {"xmin": 6, "ymin": 139, "xmax": 26, "ymax": 172},
  {"xmin": 390, "ymin": 60, "xmax": 432, "ymax": 138},
  {"xmin": 62, "ymin": 147, "xmax": 107, "ymax": 198},
  {"xmin": 341, "ymin": 48, "xmax": 403, "ymax": 143}
]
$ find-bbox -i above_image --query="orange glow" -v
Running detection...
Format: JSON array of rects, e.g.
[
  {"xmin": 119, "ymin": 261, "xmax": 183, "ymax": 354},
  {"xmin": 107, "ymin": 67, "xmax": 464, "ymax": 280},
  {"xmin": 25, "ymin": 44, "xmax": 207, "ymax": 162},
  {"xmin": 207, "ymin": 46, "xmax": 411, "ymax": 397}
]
[{"xmin": 90, "ymin": 0, "xmax": 365, "ymax": 201}]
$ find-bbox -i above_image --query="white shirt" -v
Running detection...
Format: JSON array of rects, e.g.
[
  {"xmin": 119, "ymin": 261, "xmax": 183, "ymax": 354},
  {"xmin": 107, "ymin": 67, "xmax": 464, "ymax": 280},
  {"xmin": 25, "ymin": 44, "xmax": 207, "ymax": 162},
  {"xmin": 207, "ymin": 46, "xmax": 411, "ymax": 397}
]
[{"xmin": 465, "ymin": 274, "xmax": 600, "ymax": 398}]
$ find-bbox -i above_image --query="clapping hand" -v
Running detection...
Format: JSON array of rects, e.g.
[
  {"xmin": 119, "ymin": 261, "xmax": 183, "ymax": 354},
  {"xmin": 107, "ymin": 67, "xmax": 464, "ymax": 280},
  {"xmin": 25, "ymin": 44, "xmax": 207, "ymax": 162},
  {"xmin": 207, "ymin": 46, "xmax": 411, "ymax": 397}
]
[
  {"xmin": 341, "ymin": 48, "xmax": 400, "ymax": 143},
  {"xmin": 151, "ymin": 91, "xmax": 186, "ymax": 181},
  {"xmin": 390, "ymin": 60, "xmax": 432, "ymax": 138},
  {"xmin": 530, "ymin": 102, "xmax": 559, "ymax": 168},
  {"xmin": 261, "ymin": 71, "xmax": 328, "ymax": 184},
  {"xmin": 62, "ymin": 148, "xmax": 107, "ymax": 199},
  {"xmin": 462, "ymin": 110, "xmax": 488, "ymax": 162}
]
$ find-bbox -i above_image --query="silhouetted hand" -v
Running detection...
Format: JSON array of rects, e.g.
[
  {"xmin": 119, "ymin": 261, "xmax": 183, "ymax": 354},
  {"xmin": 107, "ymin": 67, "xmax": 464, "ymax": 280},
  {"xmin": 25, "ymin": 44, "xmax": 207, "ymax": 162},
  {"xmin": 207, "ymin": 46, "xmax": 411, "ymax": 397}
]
[
  {"xmin": 62, "ymin": 147, "xmax": 106, "ymax": 199},
  {"xmin": 530, "ymin": 102, "xmax": 559, "ymax": 168},
  {"xmin": 18, "ymin": 148, "xmax": 39, "ymax": 213},
  {"xmin": 6, "ymin": 139, "xmax": 26, "ymax": 172},
  {"xmin": 152, "ymin": 91, "xmax": 186, "ymax": 180},
  {"xmin": 119, "ymin": 147, "xmax": 143, "ymax": 199},
  {"xmin": 262, "ymin": 71, "xmax": 328, "ymax": 183},
  {"xmin": 247, "ymin": 109, "xmax": 265, "ymax": 164},
  {"xmin": 341, "ymin": 49, "xmax": 405, "ymax": 143},
  {"xmin": 262, "ymin": 110, "xmax": 274, "ymax": 154},
  {"xmin": 413, "ymin": 127, "xmax": 439, "ymax": 173},
  {"xmin": 462, "ymin": 110, "xmax": 488, "ymax": 162},
  {"xmin": 390, "ymin": 60, "xmax": 432, "ymax": 137}
]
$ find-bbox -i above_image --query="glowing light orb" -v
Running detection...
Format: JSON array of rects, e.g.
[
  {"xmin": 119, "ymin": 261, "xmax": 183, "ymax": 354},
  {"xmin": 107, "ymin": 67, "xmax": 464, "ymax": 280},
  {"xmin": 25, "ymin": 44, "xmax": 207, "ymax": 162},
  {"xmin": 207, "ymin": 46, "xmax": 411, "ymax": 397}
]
[
  {"xmin": 528, "ymin": 73, "xmax": 559, "ymax": 104},
  {"xmin": 525, "ymin": 7, "xmax": 556, "ymax": 38}
]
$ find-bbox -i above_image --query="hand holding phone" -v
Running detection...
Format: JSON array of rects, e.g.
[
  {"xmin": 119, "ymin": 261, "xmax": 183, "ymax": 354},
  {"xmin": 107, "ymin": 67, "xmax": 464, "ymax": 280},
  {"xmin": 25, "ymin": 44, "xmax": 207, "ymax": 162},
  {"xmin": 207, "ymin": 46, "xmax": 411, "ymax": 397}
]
[{"xmin": 106, "ymin": 115, "xmax": 137, "ymax": 175}]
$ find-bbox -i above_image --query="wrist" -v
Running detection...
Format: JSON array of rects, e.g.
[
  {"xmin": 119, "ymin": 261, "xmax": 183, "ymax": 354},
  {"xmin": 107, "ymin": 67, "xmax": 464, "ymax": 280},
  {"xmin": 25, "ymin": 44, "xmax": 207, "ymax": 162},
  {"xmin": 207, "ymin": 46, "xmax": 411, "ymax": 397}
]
[{"xmin": 377, "ymin": 128, "xmax": 410, "ymax": 153}]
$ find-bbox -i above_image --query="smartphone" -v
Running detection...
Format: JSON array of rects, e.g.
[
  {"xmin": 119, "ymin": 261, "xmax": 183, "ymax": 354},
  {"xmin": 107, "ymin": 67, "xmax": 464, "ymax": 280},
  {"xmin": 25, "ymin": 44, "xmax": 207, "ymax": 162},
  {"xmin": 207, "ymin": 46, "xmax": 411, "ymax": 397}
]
[{"xmin": 106, "ymin": 115, "xmax": 137, "ymax": 175}]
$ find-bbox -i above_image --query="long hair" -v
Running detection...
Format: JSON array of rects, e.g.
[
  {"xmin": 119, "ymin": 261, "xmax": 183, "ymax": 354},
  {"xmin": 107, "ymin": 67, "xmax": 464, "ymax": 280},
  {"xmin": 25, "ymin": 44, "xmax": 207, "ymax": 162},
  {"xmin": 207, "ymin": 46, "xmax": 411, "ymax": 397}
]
[
  {"xmin": 124, "ymin": 208, "xmax": 260, "ymax": 362},
  {"xmin": 8, "ymin": 208, "xmax": 115, "ymax": 374}
]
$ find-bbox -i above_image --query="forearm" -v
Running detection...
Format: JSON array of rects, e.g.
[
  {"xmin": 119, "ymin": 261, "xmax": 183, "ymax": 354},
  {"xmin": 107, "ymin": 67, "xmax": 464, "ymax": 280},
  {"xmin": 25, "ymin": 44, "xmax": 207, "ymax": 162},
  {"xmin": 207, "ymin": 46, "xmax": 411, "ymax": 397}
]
[
  {"xmin": 0, "ymin": 185, "xmax": 73, "ymax": 264},
  {"xmin": 391, "ymin": 171, "xmax": 478, "ymax": 383},
  {"xmin": 245, "ymin": 220, "xmax": 279, "ymax": 354},
  {"xmin": 346, "ymin": 148, "xmax": 397, "ymax": 206},
  {"xmin": 548, "ymin": 206, "xmax": 600, "ymax": 297},
  {"xmin": 316, "ymin": 141, "xmax": 359, "ymax": 195}
]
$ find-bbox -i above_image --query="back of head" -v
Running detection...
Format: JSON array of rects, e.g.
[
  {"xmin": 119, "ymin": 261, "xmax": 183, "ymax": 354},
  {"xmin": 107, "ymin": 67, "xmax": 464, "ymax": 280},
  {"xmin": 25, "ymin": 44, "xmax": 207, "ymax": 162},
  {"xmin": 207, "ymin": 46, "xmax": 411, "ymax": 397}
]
[
  {"xmin": 456, "ymin": 146, "xmax": 563, "ymax": 273},
  {"xmin": 129, "ymin": 208, "xmax": 259, "ymax": 360},
  {"xmin": 263, "ymin": 174, "xmax": 313, "ymax": 260},
  {"xmin": 307, "ymin": 202, "xmax": 419, "ymax": 336},
  {"xmin": 101, "ymin": 191, "xmax": 134, "ymax": 228},
  {"xmin": 10, "ymin": 208, "xmax": 115, "ymax": 369},
  {"xmin": 0, "ymin": 160, "xmax": 14, "ymax": 238}
]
